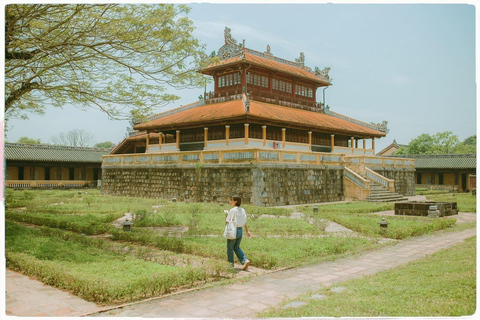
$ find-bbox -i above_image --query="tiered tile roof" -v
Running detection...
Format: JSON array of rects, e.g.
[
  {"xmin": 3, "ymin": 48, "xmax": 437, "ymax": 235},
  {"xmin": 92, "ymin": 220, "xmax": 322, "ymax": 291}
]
[
  {"xmin": 134, "ymin": 99, "xmax": 385, "ymax": 138},
  {"xmin": 200, "ymin": 52, "xmax": 330, "ymax": 86}
]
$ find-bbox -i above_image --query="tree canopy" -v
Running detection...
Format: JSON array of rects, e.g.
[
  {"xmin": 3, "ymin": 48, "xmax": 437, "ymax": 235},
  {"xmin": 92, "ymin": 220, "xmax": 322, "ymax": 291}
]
[
  {"xmin": 394, "ymin": 132, "xmax": 476, "ymax": 155},
  {"xmin": 16, "ymin": 136, "xmax": 43, "ymax": 144},
  {"xmin": 5, "ymin": 4, "xmax": 211, "ymax": 122},
  {"xmin": 94, "ymin": 141, "xmax": 115, "ymax": 148},
  {"xmin": 51, "ymin": 129, "xmax": 95, "ymax": 147}
]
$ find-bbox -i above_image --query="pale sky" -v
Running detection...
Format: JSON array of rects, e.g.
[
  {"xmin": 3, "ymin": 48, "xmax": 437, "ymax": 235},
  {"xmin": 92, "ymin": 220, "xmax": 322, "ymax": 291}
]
[{"xmin": 3, "ymin": 1, "xmax": 478, "ymax": 153}]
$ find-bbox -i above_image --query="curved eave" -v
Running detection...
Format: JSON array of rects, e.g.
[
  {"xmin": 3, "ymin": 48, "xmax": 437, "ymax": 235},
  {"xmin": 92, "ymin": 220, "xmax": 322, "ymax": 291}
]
[
  {"xmin": 199, "ymin": 54, "xmax": 331, "ymax": 87},
  {"xmin": 134, "ymin": 99, "xmax": 385, "ymax": 139}
]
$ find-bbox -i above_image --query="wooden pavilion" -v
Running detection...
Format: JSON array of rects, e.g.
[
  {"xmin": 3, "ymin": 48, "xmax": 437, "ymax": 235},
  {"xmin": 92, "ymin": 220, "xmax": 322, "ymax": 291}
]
[
  {"xmin": 104, "ymin": 28, "xmax": 414, "ymax": 206},
  {"xmin": 112, "ymin": 27, "xmax": 387, "ymax": 156}
]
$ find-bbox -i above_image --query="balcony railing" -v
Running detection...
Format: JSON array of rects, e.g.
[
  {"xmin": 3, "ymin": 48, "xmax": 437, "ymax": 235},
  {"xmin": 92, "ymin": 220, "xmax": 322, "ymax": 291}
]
[
  {"xmin": 5, "ymin": 180, "xmax": 97, "ymax": 189},
  {"xmin": 103, "ymin": 148, "xmax": 415, "ymax": 170},
  {"xmin": 204, "ymin": 91, "xmax": 324, "ymax": 112}
]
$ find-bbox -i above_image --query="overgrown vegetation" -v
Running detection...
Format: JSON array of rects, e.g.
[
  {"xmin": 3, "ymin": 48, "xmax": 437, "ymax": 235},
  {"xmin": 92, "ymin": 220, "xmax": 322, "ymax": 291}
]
[
  {"xmin": 4, "ymin": 189, "xmax": 465, "ymax": 305},
  {"xmin": 262, "ymin": 237, "xmax": 476, "ymax": 317}
]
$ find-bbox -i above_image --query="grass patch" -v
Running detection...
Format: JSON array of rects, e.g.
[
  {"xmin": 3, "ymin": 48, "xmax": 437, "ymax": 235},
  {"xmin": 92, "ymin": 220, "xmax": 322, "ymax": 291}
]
[
  {"xmin": 182, "ymin": 236, "xmax": 382, "ymax": 269},
  {"xmin": 298, "ymin": 202, "xmax": 456, "ymax": 239},
  {"xmin": 325, "ymin": 214, "xmax": 456, "ymax": 239},
  {"xmin": 262, "ymin": 237, "xmax": 476, "ymax": 317},
  {"xmin": 5, "ymin": 210, "xmax": 121, "ymax": 235},
  {"xmin": 425, "ymin": 193, "xmax": 476, "ymax": 213},
  {"xmin": 5, "ymin": 221, "xmax": 231, "ymax": 305}
]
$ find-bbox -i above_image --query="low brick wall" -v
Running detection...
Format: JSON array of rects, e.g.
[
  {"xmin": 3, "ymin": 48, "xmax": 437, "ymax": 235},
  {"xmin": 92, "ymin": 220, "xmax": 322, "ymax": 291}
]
[
  {"xmin": 102, "ymin": 163, "xmax": 344, "ymax": 206},
  {"xmin": 394, "ymin": 201, "xmax": 458, "ymax": 217}
]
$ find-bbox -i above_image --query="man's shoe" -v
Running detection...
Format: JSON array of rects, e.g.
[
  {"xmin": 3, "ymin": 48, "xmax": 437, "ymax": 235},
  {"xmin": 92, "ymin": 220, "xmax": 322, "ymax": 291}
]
[{"xmin": 242, "ymin": 260, "xmax": 250, "ymax": 271}]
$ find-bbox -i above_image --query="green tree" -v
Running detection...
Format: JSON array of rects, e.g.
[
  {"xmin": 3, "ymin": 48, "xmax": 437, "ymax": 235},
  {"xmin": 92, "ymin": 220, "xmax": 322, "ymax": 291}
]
[
  {"xmin": 395, "ymin": 133, "xmax": 434, "ymax": 155},
  {"xmin": 16, "ymin": 136, "xmax": 42, "ymax": 144},
  {"xmin": 430, "ymin": 131, "xmax": 460, "ymax": 154},
  {"xmin": 454, "ymin": 135, "xmax": 476, "ymax": 154},
  {"xmin": 394, "ymin": 131, "xmax": 474, "ymax": 155},
  {"xmin": 94, "ymin": 141, "xmax": 114, "ymax": 148},
  {"xmin": 5, "ymin": 4, "xmax": 211, "ymax": 122}
]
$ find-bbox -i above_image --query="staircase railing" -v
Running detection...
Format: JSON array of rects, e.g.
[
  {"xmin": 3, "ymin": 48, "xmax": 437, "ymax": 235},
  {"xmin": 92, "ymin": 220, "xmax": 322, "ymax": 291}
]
[
  {"xmin": 345, "ymin": 167, "xmax": 370, "ymax": 189},
  {"xmin": 365, "ymin": 167, "xmax": 395, "ymax": 192},
  {"xmin": 343, "ymin": 167, "xmax": 372, "ymax": 200}
]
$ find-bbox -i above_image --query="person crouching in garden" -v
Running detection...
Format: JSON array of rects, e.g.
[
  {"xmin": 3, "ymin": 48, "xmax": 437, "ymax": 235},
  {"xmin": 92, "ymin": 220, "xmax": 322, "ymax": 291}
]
[{"xmin": 226, "ymin": 196, "xmax": 251, "ymax": 270}]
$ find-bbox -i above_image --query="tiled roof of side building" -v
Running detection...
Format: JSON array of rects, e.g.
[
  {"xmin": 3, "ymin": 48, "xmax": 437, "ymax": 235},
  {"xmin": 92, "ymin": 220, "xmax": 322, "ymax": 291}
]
[
  {"xmin": 134, "ymin": 99, "xmax": 385, "ymax": 137},
  {"xmin": 396, "ymin": 154, "xmax": 477, "ymax": 169},
  {"xmin": 5, "ymin": 143, "xmax": 111, "ymax": 163},
  {"xmin": 200, "ymin": 52, "xmax": 330, "ymax": 85}
]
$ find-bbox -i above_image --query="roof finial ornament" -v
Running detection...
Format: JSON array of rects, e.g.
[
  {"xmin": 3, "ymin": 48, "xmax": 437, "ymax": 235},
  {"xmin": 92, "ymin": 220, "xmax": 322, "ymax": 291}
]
[
  {"xmin": 315, "ymin": 66, "xmax": 331, "ymax": 81},
  {"xmin": 295, "ymin": 52, "xmax": 305, "ymax": 65},
  {"xmin": 265, "ymin": 44, "xmax": 272, "ymax": 56},
  {"xmin": 371, "ymin": 120, "xmax": 389, "ymax": 133},
  {"xmin": 224, "ymin": 26, "xmax": 237, "ymax": 45}
]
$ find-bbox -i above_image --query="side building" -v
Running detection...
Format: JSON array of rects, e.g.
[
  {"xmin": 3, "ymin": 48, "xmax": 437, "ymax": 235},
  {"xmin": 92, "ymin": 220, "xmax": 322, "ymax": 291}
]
[
  {"xmin": 5, "ymin": 143, "xmax": 110, "ymax": 189},
  {"xmin": 404, "ymin": 154, "xmax": 476, "ymax": 192},
  {"xmin": 102, "ymin": 28, "xmax": 415, "ymax": 205}
]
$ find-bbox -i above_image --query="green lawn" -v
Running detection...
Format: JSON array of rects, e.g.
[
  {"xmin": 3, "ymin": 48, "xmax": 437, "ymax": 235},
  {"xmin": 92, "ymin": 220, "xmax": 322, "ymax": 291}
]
[
  {"xmin": 262, "ymin": 236, "xmax": 476, "ymax": 317},
  {"xmin": 4, "ymin": 188, "xmax": 470, "ymax": 305},
  {"xmin": 425, "ymin": 192, "xmax": 476, "ymax": 213}
]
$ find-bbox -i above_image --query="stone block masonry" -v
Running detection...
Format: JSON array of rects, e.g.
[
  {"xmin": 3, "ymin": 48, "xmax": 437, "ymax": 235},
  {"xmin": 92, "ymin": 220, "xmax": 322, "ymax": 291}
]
[
  {"xmin": 102, "ymin": 163, "xmax": 344, "ymax": 206},
  {"xmin": 370, "ymin": 167, "xmax": 416, "ymax": 197}
]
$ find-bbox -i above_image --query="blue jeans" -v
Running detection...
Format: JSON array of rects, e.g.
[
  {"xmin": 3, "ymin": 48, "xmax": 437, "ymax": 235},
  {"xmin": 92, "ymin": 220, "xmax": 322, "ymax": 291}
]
[{"xmin": 227, "ymin": 227, "xmax": 247, "ymax": 266}]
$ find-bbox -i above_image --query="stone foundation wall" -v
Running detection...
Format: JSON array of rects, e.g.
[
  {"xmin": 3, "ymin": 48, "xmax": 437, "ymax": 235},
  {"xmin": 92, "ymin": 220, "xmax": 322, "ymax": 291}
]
[
  {"xmin": 102, "ymin": 164, "xmax": 344, "ymax": 206},
  {"xmin": 371, "ymin": 167, "xmax": 416, "ymax": 196}
]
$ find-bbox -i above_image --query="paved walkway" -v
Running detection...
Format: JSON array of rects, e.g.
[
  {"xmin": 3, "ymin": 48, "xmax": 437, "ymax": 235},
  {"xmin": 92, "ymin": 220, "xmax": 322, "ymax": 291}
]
[
  {"xmin": 5, "ymin": 212, "xmax": 476, "ymax": 318},
  {"xmin": 90, "ymin": 227, "xmax": 477, "ymax": 318}
]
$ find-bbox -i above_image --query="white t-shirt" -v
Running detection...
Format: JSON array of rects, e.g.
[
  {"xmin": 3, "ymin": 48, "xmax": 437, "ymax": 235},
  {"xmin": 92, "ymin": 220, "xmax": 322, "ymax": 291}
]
[{"xmin": 227, "ymin": 206, "xmax": 247, "ymax": 227}]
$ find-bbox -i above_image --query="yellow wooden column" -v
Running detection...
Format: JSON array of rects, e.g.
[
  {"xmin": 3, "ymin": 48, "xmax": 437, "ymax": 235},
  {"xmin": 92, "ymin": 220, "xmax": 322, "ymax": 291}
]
[
  {"xmin": 244, "ymin": 123, "xmax": 249, "ymax": 145},
  {"xmin": 363, "ymin": 138, "xmax": 366, "ymax": 153},
  {"xmin": 146, "ymin": 133, "xmax": 150, "ymax": 152},
  {"xmin": 158, "ymin": 132, "xmax": 163, "ymax": 150},
  {"xmin": 372, "ymin": 138, "xmax": 375, "ymax": 154},
  {"xmin": 330, "ymin": 134, "xmax": 335, "ymax": 152},
  {"xmin": 225, "ymin": 125, "xmax": 230, "ymax": 147},
  {"xmin": 282, "ymin": 128, "xmax": 286, "ymax": 149},
  {"xmin": 308, "ymin": 131, "xmax": 312, "ymax": 151},
  {"xmin": 351, "ymin": 137, "xmax": 355, "ymax": 153},
  {"xmin": 262, "ymin": 126, "xmax": 267, "ymax": 147},
  {"xmin": 176, "ymin": 130, "xmax": 180, "ymax": 151},
  {"xmin": 204, "ymin": 127, "xmax": 209, "ymax": 149}
]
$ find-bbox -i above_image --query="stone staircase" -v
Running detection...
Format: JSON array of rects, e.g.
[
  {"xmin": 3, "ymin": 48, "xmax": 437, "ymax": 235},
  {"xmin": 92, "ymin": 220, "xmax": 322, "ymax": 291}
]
[{"xmin": 365, "ymin": 182, "xmax": 408, "ymax": 202}]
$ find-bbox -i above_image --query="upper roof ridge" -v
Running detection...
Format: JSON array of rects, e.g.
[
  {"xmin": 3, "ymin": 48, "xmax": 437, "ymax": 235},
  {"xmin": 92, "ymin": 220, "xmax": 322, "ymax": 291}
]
[
  {"xmin": 216, "ymin": 26, "xmax": 331, "ymax": 83},
  {"xmin": 5, "ymin": 143, "xmax": 111, "ymax": 152}
]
